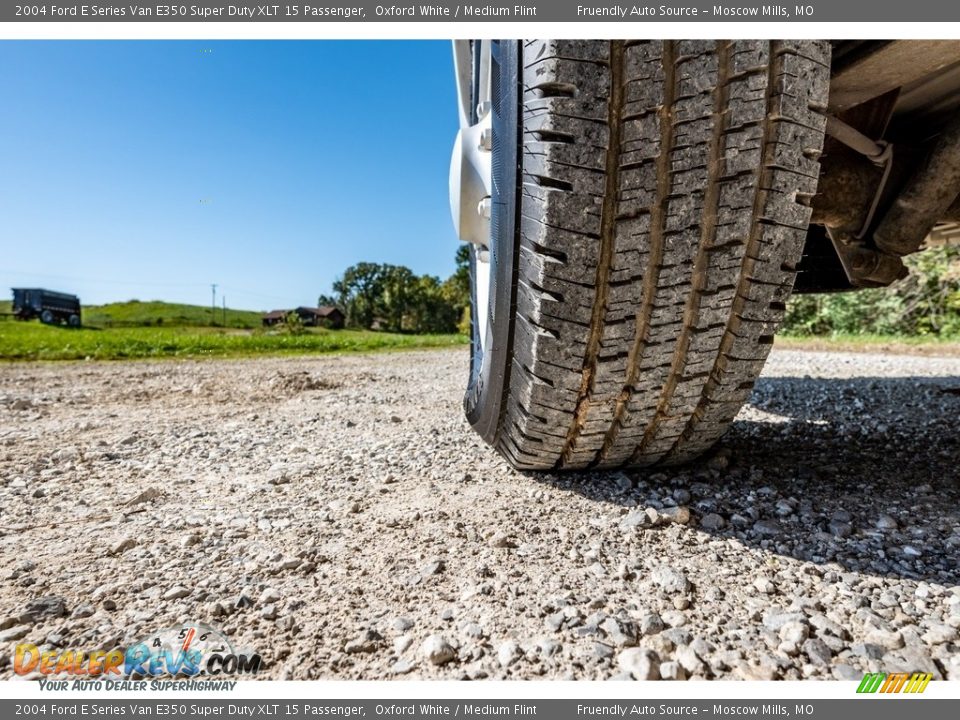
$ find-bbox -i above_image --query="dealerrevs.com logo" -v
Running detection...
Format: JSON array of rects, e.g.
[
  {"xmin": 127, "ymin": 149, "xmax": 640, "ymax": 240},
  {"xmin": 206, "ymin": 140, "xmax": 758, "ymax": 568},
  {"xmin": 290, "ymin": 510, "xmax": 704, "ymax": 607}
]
[{"xmin": 14, "ymin": 622, "xmax": 262, "ymax": 689}]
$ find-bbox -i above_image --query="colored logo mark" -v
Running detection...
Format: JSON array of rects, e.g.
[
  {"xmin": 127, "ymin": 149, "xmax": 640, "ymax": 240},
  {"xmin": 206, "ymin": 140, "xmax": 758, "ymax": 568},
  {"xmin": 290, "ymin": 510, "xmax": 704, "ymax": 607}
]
[{"xmin": 857, "ymin": 672, "xmax": 933, "ymax": 694}]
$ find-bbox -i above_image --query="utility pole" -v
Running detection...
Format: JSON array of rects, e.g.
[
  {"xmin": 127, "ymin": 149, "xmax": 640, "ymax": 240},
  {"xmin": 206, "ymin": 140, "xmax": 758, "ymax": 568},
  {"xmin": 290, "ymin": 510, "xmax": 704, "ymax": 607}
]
[{"xmin": 211, "ymin": 283, "xmax": 217, "ymax": 325}]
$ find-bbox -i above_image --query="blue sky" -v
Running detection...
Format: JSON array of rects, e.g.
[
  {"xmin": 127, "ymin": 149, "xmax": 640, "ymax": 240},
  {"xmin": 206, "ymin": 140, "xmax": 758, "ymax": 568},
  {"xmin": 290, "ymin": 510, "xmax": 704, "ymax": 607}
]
[{"xmin": 0, "ymin": 41, "xmax": 460, "ymax": 309}]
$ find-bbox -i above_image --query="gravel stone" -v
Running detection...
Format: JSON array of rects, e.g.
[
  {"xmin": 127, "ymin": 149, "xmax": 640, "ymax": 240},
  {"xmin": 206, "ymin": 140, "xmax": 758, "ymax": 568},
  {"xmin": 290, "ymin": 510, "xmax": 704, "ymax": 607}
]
[
  {"xmin": 921, "ymin": 623, "xmax": 957, "ymax": 645},
  {"xmin": 699, "ymin": 513, "xmax": 726, "ymax": 531},
  {"xmin": 883, "ymin": 647, "xmax": 940, "ymax": 678},
  {"xmin": 620, "ymin": 510, "xmax": 653, "ymax": 530},
  {"xmin": 658, "ymin": 661, "xmax": 687, "ymax": 681},
  {"xmin": 259, "ymin": 588, "xmax": 282, "ymax": 605},
  {"xmin": 833, "ymin": 664, "xmax": 862, "ymax": 681},
  {"xmin": 779, "ymin": 621, "xmax": 809, "ymax": 645},
  {"xmin": 876, "ymin": 514, "xmax": 899, "ymax": 530},
  {"xmin": 422, "ymin": 635, "xmax": 456, "ymax": 666},
  {"xmin": 752, "ymin": 520, "xmax": 782, "ymax": 537},
  {"xmin": 865, "ymin": 628, "xmax": 904, "ymax": 650},
  {"xmin": 802, "ymin": 638, "xmax": 833, "ymax": 666},
  {"xmin": 650, "ymin": 566, "xmax": 690, "ymax": 594},
  {"xmin": 393, "ymin": 635, "xmax": 413, "ymax": 654},
  {"xmin": 850, "ymin": 642, "xmax": 885, "ymax": 661},
  {"xmin": 617, "ymin": 647, "xmax": 660, "ymax": 680},
  {"xmin": 71, "ymin": 604, "xmax": 95, "ymax": 619},
  {"xmin": 24, "ymin": 596, "xmax": 67, "ymax": 622},
  {"xmin": 753, "ymin": 578, "xmax": 775, "ymax": 594},
  {"xmin": 392, "ymin": 617, "xmax": 414, "ymax": 633},
  {"xmin": 109, "ymin": 538, "xmax": 137, "ymax": 556},
  {"xmin": 764, "ymin": 612, "xmax": 805, "ymax": 632},
  {"xmin": 659, "ymin": 506, "xmax": 691, "ymax": 525},
  {"xmin": 497, "ymin": 640, "xmax": 521, "ymax": 668},
  {"xmin": 162, "ymin": 586, "xmax": 190, "ymax": 601},
  {"xmin": 676, "ymin": 645, "xmax": 706, "ymax": 676},
  {"xmin": 808, "ymin": 613, "xmax": 846, "ymax": 639},
  {"xmin": 639, "ymin": 613, "xmax": 665, "ymax": 636}
]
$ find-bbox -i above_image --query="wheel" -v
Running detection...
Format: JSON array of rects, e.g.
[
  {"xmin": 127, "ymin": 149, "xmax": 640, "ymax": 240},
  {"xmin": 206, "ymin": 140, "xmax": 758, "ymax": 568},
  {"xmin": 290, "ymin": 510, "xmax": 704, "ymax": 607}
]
[
  {"xmin": 40, "ymin": 309, "xmax": 54, "ymax": 324},
  {"xmin": 68, "ymin": 314, "xmax": 81, "ymax": 327},
  {"xmin": 454, "ymin": 40, "xmax": 830, "ymax": 470}
]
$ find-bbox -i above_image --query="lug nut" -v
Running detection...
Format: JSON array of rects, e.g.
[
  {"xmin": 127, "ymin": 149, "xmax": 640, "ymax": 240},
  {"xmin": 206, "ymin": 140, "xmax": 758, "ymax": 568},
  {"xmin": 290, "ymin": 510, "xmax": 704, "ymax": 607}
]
[
  {"xmin": 479, "ymin": 128, "xmax": 492, "ymax": 151},
  {"xmin": 478, "ymin": 197, "xmax": 491, "ymax": 219}
]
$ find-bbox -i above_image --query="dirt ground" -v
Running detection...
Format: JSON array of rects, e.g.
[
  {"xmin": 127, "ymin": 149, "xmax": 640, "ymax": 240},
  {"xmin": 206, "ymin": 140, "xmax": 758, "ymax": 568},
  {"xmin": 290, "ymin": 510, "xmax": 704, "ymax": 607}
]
[{"xmin": 1, "ymin": 347, "xmax": 958, "ymax": 681}]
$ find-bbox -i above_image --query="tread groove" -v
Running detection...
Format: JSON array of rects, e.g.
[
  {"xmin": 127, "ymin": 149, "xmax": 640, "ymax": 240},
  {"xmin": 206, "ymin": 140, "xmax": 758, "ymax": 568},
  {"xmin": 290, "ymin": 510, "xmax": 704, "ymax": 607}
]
[
  {"xmin": 630, "ymin": 39, "xmax": 732, "ymax": 465},
  {"xmin": 594, "ymin": 40, "xmax": 676, "ymax": 467},
  {"xmin": 557, "ymin": 40, "xmax": 625, "ymax": 469},
  {"xmin": 662, "ymin": 41, "xmax": 808, "ymax": 462}
]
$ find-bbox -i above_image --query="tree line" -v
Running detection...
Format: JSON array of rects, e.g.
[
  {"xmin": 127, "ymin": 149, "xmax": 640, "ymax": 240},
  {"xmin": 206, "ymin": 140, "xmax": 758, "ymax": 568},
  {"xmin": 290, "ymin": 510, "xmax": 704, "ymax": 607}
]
[
  {"xmin": 783, "ymin": 246, "xmax": 960, "ymax": 337},
  {"xmin": 321, "ymin": 245, "xmax": 960, "ymax": 338},
  {"xmin": 320, "ymin": 246, "xmax": 470, "ymax": 334}
]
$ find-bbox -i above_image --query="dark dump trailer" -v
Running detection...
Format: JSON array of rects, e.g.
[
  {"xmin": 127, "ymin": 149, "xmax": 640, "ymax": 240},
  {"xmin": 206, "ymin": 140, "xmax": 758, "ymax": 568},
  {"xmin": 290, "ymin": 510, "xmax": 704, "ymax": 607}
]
[{"xmin": 11, "ymin": 288, "xmax": 81, "ymax": 327}]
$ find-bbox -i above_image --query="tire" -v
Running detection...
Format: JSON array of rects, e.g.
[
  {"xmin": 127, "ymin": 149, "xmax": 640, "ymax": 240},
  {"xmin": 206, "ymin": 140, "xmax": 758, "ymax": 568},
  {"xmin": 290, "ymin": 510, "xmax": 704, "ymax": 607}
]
[
  {"xmin": 68, "ymin": 314, "xmax": 81, "ymax": 327},
  {"xmin": 40, "ymin": 309, "xmax": 54, "ymax": 324},
  {"xmin": 465, "ymin": 40, "xmax": 830, "ymax": 470}
]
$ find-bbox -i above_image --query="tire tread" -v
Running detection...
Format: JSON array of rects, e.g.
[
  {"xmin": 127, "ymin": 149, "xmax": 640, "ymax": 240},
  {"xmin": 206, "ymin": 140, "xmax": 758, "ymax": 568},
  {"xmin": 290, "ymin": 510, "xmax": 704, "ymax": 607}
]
[{"xmin": 496, "ymin": 39, "xmax": 829, "ymax": 470}]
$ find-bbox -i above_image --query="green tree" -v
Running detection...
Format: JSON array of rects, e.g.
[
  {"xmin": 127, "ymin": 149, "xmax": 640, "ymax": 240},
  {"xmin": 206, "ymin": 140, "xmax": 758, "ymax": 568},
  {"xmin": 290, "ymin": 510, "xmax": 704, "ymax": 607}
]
[
  {"xmin": 333, "ymin": 262, "xmax": 386, "ymax": 329},
  {"xmin": 443, "ymin": 244, "xmax": 471, "ymax": 334},
  {"xmin": 411, "ymin": 275, "xmax": 459, "ymax": 333},
  {"xmin": 782, "ymin": 245, "xmax": 960, "ymax": 337},
  {"xmin": 381, "ymin": 265, "xmax": 418, "ymax": 332},
  {"xmin": 326, "ymin": 247, "xmax": 474, "ymax": 334}
]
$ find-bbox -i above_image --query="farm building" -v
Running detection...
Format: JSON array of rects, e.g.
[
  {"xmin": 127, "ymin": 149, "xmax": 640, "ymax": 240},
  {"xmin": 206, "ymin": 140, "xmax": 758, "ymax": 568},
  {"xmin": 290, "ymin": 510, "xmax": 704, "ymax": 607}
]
[
  {"xmin": 297, "ymin": 306, "xmax": 345, "ymax": 329},
  {"xmin": 261, "ymin": 310, "xmax": 288, "ymax": 327},
  {"xmin": 262, "ymin": 306, "xmax": 345, "ymax": 329}
]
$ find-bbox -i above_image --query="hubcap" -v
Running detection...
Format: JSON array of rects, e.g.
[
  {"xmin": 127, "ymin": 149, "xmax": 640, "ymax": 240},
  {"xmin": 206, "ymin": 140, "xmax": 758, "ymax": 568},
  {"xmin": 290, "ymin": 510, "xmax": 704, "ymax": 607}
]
[{"xmin": 450, "ymin": 40, "xmax": 494, "ymax": 353}]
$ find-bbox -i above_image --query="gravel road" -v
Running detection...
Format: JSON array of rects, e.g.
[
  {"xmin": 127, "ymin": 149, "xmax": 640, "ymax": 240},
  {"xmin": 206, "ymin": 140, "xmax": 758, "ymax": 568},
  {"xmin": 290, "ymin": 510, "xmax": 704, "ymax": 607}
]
[{"xmin": 1, "ymin": 347, "xmax": 958, "ymax": 681}]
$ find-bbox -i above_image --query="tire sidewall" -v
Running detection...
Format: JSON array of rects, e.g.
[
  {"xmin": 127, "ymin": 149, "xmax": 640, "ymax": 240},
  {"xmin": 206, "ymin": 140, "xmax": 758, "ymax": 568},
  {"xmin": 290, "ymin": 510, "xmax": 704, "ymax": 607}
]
[{"xmin": 464, "ymin": 40, "xmax": 521, "ymax": 445}]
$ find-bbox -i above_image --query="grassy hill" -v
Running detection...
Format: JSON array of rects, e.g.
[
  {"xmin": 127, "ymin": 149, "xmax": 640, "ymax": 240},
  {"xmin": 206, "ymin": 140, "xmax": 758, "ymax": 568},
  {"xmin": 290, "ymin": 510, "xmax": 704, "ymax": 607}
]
[
  {"xmin": 81, "ymin": 300, "xmax": 263, "ymax": 328},
  {"xmin": 1, "ymin": 298, "xmax": 263, "ymax": 328}
]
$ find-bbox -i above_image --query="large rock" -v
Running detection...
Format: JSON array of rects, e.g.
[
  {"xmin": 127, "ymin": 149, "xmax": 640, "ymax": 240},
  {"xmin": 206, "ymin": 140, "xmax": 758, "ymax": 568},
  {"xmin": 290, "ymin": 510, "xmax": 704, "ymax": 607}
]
[
  {"xmin": 617, "ymin": 647, "xmax": 660, "ymax": 680},
  {"xmin": 421, "ymin": 635, "xmax": 456, "ymax": 665},
  {"xmin": 650, "ymin": 566, "xmax": 690, "ymax": 594}
]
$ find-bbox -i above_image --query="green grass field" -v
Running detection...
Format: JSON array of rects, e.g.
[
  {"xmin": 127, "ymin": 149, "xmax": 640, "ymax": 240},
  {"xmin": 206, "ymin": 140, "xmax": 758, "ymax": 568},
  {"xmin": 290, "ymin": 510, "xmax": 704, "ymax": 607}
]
[
  {"xmin": 0, "ymin": 299, "xmax": 467, "ymax": 360},
  {"xmin": 0, "ymin": 322, "xmax": 467, "ymax": 361},
  {"xmin": 776, "ymin": 333, "xmax": 960, "ymax": 356}
]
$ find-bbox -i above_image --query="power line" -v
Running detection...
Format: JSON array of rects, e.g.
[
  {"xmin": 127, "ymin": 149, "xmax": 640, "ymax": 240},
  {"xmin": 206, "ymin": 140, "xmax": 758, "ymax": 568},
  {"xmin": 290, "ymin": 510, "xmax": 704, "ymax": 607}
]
[
  {"xmin": 1, "ymin": 270, "xmax": 297, "ymax": 306},
  {"xmin": 0, "ymin": 269, "xmax": 206, "ymax": 288},
  {"xmin": 218, "ymin": 285, "xmax": 289, "ymax": 303}
]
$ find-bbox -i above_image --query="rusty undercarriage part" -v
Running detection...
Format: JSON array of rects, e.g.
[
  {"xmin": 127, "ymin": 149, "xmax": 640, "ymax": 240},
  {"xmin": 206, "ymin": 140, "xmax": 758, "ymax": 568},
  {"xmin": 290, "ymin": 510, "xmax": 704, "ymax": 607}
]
[
  {"xmin": 812, "ymin": 110, "xmax": 960, "ymax": 288},
  {"xmin": 812, "ymin": 115, "xmax": 908, "ymax": 287},
  {"xmin": 873, "ymin": 113, "xmax": 960, "ymax": 258},
  {"xmin": 799, "ymin": 42, "xmax": 960, "ymax": 291}
]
